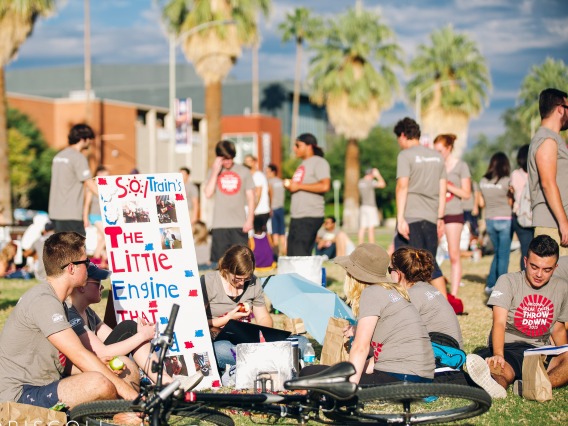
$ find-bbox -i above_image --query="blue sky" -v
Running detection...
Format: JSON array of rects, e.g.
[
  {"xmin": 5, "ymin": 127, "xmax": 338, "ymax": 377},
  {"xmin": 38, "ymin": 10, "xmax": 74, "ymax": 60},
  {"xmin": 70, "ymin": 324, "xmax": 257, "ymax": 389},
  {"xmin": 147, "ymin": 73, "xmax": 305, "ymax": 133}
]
[{"xmin": 7, "ymin": 0, "xmax": 568, "ymax": 145}]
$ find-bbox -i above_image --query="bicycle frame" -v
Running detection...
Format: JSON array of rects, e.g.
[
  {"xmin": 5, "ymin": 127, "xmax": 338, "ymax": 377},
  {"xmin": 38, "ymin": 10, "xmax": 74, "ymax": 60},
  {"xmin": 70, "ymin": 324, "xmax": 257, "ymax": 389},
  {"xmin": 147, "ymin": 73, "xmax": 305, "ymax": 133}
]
[{"xmin": 70, "ymin": 304, "xmax": 492, "ymax": 426}]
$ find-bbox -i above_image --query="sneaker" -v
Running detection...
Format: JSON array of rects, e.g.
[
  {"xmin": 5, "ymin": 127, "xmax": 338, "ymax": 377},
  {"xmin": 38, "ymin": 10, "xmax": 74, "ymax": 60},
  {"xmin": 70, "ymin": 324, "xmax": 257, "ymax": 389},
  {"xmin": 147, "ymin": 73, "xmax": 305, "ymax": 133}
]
[
  {"xmin": 484, "ymin": 286, "xmax": 493, "ymax": 296},
  {"xmin": 465, "ymin": 354, "xmax": 507, "ymax": 399},
  {"xmin": 513, "ymin": 379, "xmax": 523, "ymax": 397},
  {"xmin": 173, "ymin": 372, "xmax": 204, "ymax": 391}
]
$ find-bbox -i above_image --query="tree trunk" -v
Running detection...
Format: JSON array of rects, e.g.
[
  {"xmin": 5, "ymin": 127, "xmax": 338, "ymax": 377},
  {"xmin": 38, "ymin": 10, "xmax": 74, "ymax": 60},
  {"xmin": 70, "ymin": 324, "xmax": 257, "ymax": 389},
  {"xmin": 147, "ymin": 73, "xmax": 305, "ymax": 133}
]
[
  {"xmin": 342, "ymin": 138, "xmax": 360, "ymax": 232},
  {"xmin": 290, "ymin": 41, "xmax": 302, "ymax": 149},
  {"xmin": 0, "ymin": 67, "xmax": 13, "ymax": 225},
  {"xmin": 206, "ymin": 80, "xmax": 222, "ymax": 168}
]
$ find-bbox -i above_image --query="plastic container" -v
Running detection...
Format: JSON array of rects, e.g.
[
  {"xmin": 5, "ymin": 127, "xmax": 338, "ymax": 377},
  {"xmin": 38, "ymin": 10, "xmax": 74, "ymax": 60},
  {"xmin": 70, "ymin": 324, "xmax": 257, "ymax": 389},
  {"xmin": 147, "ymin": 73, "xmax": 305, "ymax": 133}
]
[
  {"xmin": 303, "ymin": 342, "xmax": 316, "ymax": 364},
  {"xmin": 287, "ymin": 337, "xmax": 300, "ymax": 375}
]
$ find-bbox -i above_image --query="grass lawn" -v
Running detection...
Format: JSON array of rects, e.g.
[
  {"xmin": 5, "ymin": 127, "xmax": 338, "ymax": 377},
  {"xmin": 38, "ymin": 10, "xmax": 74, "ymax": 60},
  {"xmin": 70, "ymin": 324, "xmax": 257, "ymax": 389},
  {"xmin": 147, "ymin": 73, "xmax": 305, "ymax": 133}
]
[{"xmin": 0, "ymin": 228, "xmax": 566, "ymax": 425}]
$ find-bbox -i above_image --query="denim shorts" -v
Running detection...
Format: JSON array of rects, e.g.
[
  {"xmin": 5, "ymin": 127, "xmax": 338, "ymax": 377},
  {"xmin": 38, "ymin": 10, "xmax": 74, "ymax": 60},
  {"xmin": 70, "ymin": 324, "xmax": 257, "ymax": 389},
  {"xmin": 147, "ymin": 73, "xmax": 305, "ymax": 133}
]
[
  {"xmin": 18, "ymin": 381, "xmax": 61, "ymax": 409},
  {"xmin": 271, "ymin": 208, "xmax": 285, "ymax": 235}
]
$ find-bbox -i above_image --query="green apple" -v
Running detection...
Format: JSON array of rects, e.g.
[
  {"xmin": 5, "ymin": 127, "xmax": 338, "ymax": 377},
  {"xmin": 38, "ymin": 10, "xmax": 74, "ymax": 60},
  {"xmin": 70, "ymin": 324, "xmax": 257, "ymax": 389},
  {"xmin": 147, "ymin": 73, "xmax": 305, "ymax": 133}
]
[{"xmin": 109, "ymin": 356, "xmax": 125, "ymax": 371}]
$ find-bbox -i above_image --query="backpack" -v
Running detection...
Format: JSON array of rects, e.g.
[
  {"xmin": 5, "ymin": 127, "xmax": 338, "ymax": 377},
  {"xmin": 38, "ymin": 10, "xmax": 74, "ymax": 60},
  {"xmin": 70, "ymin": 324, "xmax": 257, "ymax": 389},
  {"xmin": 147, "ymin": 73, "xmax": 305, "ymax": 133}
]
[
  {"xmin": 429, "ymin": 332, "xmax": 466, "ymax": 370},
  {"xmin": 517, "ymin": 182, "xmax": 533, "ymax": 228}
]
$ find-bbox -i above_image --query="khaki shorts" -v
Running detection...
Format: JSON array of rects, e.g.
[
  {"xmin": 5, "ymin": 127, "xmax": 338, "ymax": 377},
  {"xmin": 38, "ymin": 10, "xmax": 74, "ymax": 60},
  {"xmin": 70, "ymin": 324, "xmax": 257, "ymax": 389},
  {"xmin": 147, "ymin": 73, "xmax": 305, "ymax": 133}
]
[
  {"xmin": 534, "ymin": 226, "xmax": 568, "ymax": 256},
  {"xmin": 359, "ymin": 205, "xmax": 379, "ymax": 228}
]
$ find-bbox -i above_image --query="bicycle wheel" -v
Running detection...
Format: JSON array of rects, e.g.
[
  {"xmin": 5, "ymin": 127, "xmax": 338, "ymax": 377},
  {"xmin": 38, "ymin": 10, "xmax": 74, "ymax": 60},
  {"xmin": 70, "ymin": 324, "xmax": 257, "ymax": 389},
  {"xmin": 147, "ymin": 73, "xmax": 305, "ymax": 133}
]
[
  {"xmin": 70, "ymin": 399, "xmax": 234, "ymax": 426},
  {"xmin": 325, "ymin": 382, "xmax": 491, "ymax": 425}
]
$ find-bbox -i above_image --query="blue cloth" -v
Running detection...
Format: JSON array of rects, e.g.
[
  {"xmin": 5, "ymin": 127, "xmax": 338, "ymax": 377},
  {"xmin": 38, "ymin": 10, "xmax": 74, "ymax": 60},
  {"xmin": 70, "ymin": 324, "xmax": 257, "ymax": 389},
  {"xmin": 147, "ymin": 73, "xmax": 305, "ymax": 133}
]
[{"xmin": 485, "ymin": 219, "xmax": 512, "ymax": 288}]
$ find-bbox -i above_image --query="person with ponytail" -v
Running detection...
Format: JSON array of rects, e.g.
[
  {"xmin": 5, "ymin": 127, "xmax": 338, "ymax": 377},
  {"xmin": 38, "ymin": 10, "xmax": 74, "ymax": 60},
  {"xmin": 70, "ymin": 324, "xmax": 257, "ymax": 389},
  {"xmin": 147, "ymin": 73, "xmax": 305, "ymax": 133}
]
[
  {"xmin": 327, "ymin": 244, "xmax": 435, "ymax": 385},
  {"xmin": 390, "ymin": 247, "xmax": 463, "ymax": 348},
  {"xmin": 433, "ymin": 134, "xmax": 472, "ymax": 297}
]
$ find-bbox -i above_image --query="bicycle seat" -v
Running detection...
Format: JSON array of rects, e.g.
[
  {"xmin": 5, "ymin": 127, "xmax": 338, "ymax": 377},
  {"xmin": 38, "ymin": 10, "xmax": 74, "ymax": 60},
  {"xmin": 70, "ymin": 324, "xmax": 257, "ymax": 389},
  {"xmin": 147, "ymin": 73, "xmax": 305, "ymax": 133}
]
[{"xmin": 284, "ymin": 362, "xmax": 358, "ymax": 400}]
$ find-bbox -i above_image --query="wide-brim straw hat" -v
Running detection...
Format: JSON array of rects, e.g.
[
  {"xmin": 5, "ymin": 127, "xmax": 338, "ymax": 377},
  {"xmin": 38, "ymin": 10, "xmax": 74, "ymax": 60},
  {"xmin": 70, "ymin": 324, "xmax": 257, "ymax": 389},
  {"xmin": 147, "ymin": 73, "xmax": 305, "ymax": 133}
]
[{"xmin": 334, "ymin": 243, "xmax": 393, "ymax": 284}]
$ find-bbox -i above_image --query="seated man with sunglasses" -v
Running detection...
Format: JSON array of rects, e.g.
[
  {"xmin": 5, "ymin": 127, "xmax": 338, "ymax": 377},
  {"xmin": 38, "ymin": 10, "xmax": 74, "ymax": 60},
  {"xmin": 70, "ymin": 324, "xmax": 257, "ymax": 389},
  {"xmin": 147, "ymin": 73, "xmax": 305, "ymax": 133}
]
[
  {"xmin": 0, "ymin": 232, "xmax": 139, "ymax": 410},
  {"xmin": 67, "ymin": 262, "xmax": 202, "ymax": 391}
]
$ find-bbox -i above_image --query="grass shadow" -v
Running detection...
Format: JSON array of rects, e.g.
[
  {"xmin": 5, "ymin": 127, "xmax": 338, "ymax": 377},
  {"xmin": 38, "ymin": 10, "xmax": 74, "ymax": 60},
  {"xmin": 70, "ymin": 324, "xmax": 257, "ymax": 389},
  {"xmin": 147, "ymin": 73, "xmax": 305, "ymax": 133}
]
[
  {"xmin": 462, "ymin": 274, "xmax": 485, "ymax": 285},
  {"xmin": 0, "ymin": 299, "xmax": 19, "ymax": 311}
]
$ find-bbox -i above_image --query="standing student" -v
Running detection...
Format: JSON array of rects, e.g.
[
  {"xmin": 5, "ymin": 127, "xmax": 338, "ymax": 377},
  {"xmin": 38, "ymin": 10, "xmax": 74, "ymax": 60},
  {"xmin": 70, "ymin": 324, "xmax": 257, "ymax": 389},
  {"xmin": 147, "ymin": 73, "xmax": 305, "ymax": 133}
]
[
  {"xmin": 433, "ymin": 134, "xmax": 471, "ymax": 297},
  {"xmin": 358, "ymin": 168, "xmax": 386, "ymax": 245},
  {"xmin": 204, "ymin": 140, "xmax": 255, "ymax": 263},
  {"xmin": 180, "ymin": 166, "xmax": 200, "ymax": 225},
  {"xmin": 479, "ymin": 152, "xmax": 513, "ymax": 295},
  {"xmin": 528, "ymin": 88, "xmax": 568, "ymax": 255},
  {"xmin": 285, "ymin": 134, "xmax": 330, "ymax": 256},
  {"xmin": 49, "ymin": 124, "xmax": 98, "ymax": 236},
  {"xmin": 510, "ymin": 145, "xmax": 534, "ymax": 270},
  {"xmin": 393, "ymin": 117, "xmax": 447, "ymax": 296}
]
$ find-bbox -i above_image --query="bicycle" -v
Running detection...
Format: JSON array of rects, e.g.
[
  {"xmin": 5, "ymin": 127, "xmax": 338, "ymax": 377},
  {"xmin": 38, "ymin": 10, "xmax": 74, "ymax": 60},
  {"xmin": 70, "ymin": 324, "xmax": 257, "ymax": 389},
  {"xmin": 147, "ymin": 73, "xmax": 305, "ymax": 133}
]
[{"xmin": 70, "ymin": 304, "xmax": 492, "ymax": 426}]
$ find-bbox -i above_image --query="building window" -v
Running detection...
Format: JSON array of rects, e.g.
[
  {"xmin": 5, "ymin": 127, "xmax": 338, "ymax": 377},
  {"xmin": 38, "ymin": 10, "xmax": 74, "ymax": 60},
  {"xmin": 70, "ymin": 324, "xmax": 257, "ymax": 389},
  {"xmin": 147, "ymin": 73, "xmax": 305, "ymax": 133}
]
[{"xmin": 222, "ymin": 133, "xmax": 258, "ymax": 164}]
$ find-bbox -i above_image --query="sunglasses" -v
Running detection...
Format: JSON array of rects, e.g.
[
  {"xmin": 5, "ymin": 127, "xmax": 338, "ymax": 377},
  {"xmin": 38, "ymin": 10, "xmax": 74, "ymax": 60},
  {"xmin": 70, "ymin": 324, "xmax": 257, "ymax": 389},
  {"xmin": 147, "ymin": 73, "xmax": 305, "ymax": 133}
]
[
  {"xmin": 558, "ymin": 104, "xmax": 568, "ymax": 110},
  {"xmin": 61, "ymin": 257, "xmax": 90, "ymax": 270}
]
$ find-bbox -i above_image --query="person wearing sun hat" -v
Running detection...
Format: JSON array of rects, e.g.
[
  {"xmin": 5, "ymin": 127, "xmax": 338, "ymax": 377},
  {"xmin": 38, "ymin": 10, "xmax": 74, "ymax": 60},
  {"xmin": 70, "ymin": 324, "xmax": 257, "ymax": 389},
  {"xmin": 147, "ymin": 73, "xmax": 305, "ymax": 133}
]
[
  {"xmin": 324, "ymin": 243, "xmax": 435, "ymax": 385},
  {"xmin": 67, "ymin": 262, "xmax": 202, "ymax": 391}
]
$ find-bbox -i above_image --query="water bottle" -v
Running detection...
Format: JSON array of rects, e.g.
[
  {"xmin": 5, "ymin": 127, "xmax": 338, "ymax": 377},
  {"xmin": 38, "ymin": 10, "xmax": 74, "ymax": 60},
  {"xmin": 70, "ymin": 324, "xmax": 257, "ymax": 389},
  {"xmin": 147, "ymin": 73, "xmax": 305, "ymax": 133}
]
[
  {"xmin": 303, "ymin": 342, "xmax": 316, "ymax": 364},
  {"xmin": 470, "ymin": 239, "xmax": 480, "ymax": 262}
]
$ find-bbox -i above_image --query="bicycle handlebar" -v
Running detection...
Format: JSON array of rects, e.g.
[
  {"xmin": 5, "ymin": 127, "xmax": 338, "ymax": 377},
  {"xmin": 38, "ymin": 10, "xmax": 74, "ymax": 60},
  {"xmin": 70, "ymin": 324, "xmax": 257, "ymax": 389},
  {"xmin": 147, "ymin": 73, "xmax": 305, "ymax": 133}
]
[{"xmin": 163, "ymin": 304, "xmax": 179, "ymax": 339}]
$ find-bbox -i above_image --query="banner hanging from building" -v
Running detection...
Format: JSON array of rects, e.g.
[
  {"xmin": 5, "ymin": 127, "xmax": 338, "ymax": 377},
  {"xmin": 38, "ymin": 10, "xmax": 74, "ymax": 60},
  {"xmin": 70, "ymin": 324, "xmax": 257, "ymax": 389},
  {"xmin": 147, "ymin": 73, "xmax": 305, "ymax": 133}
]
[
  {"xmin": 98, "ymin": 173, "xmax": 220, "ymax": 388},
  {"xmin": 175, "ymin": 98, "xmax": 192, "ymax": 153}
]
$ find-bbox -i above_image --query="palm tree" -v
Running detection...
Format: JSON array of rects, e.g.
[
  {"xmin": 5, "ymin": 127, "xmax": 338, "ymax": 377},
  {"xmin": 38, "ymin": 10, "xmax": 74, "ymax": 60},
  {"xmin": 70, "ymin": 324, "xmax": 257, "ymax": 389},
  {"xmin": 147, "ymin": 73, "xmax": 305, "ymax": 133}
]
[
  {"xmin": 407, "ymin": 25, "xmax": 491, "ymax": 158},
  {"xmin": 516, "ymin": 57, "xmax": 568, "ymax": 136},
  {"xmin": 308, "ymin": 7, "xmax": 402, "ymax": 231},
  {"xmin": 161, "ymin": 0, "xmax": 270, "ymax": 167},
  {"xmin": 278, "ymin": 7, "xmax": 322, "ymax": 148},
  {"xmin": 0, "ymin": 0, "xmax": 55, "ymax": 225}
]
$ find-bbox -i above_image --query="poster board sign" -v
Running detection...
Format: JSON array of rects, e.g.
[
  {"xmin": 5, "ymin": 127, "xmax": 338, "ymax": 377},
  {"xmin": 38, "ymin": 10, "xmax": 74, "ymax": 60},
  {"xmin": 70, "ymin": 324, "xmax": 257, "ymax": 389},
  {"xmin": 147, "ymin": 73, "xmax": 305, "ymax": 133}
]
[{"xmin": 98, "ymin": 173, "xmax": 220, "ymax": 388}]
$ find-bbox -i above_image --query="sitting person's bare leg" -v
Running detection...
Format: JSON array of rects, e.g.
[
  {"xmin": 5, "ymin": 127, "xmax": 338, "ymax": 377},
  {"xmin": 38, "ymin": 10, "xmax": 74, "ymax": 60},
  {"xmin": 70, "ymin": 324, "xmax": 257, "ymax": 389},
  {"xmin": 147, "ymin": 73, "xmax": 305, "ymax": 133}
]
[
  {"xmin": 547, "ymin": 351, "xmax": 568, "ymax": 388},
  {"xmin": 57, "ymin": 372, "xmax": 118, "ymax": 409}
]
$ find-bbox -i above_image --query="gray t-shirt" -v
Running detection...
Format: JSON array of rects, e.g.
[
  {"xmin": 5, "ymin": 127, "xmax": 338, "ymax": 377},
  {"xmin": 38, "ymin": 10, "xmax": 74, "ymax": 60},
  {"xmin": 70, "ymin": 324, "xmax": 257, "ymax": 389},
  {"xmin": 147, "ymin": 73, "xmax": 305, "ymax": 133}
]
[
  {"xmin": 479, "ymin": 176, "xmax": 512, "ymax": 219},
  {"xmin": 208, "ymin": 164, "xmax": 254, "ymax": 229},
  {"xmin": 408, "ymin": 282, "xmax": 463, "ymax": 348},
  {"xmin": 528, "ymin": 126, "xmax": 568, "ymax": 228},
  {"xmin": 396, "ymin": 145, "xmax": 446, "ymax": 224},
  {"xmin": 445, "ymin": 160, "xmax": 471, "ymax": 216},
  {"xmin": 290, "ymin": 156, "xmax": 330, "ymax": 219},
  {"xmin": 553, "ymin": 256, "xmax": 568, "ymax": 282},
  {"xmin": 358, "ymin": 285, "xmax": 435, "ymax": 379},
  {"xmin": 358, "ymin": 178, "xmax": 377, "ymax": 207},
  {"xmin": 48, "ymin": 147, "xmax": 92, "ymax": 221},
  {"xmin": 268, "ymin": 177, "xmax": 285, "ymax": 210},
  {"xmin": 185, "ymin": 181, "xmax": 199, "ymax": 213},
  {"xmin": 201, "ymin": 271, "xmax": 266, "ymax": 321},
  {"xmin": 0, "ymin": 282, "xmax": 70, "ymax": 402},
  {"xmin": 487, "ymin": 271, "xmax": 568, "ymax": 346},
  {"xmin": 68, "ymin": 305, "xmax": 101, "ymax": 336}
]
